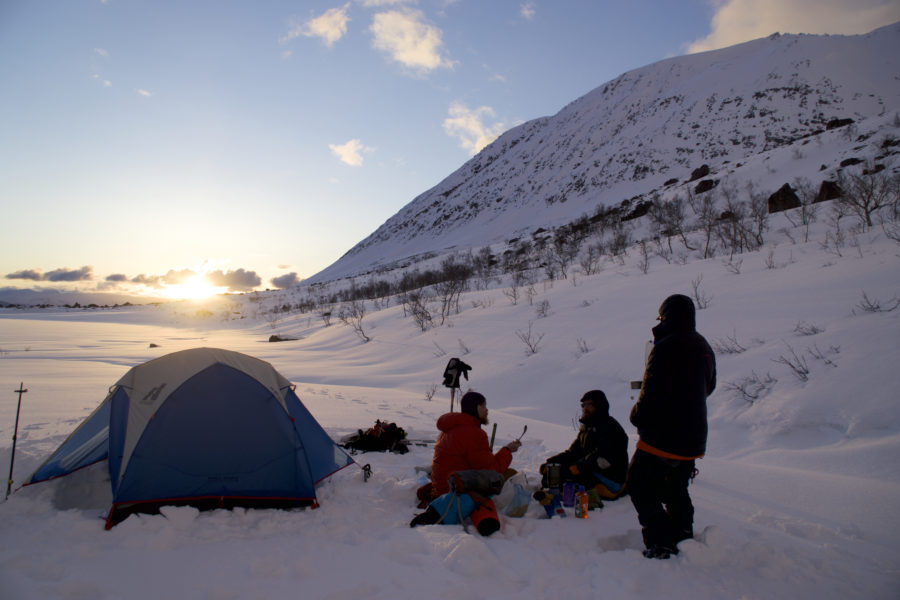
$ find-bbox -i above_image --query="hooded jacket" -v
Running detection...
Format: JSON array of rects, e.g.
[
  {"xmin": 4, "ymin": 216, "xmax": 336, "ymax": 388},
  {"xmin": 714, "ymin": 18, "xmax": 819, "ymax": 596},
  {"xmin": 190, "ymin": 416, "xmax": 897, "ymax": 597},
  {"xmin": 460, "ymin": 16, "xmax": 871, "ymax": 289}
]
[
  {"xmin": 546, "ymin": 411, "xmax": 629, "ymax": 485},
  {"xmin": 430, "ymin": 412, "xmax": 513, "ymax": 496},
  {"xmin": 630, "ymin": 294, "xmax": 716, "ymax": 459}
]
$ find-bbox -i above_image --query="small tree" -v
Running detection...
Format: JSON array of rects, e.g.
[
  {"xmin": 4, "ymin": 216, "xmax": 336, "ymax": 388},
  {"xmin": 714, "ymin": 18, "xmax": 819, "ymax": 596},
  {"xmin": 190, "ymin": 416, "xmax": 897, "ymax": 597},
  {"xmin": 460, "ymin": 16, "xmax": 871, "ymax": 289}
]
[
  {"xmin": 401, "ymin": 290, "xmax": 434, "ymax": 331},
  {"xmin": 835, "ymin": 163, "xmax": 897, "ymax": 229},
  {"xmin": 471, "ymin": 246, "xmax": 497, "ymax": 290},
  {"xmin": 339, "ymin": 299, "xmax": 370, "ymax": 343},
  {"xmin": 579, "ymin": 242, "xmax": 604, "ymax": 275},
  {"xmin": 787, "ymin": 177, "xmax": 820, "ymax": 243},
  {"xmin": 688, "ymin": 188, "xmax": 719, "ymax": 259},
  {"xmin": 650, "ymin": 194, "xmax": 694, "ymax": 253},
  {"xmin": 434, "ymin": 256, "xmax": 472, "ymax": 324}
]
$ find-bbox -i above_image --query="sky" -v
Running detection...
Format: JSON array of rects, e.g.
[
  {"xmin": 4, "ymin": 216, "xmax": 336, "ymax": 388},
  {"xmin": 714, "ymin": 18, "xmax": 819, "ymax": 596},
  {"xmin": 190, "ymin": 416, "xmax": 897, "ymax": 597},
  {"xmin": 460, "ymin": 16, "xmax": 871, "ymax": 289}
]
[{"xmin": 1, "ymin": 0, "xmax": 898, "ymax": 299}]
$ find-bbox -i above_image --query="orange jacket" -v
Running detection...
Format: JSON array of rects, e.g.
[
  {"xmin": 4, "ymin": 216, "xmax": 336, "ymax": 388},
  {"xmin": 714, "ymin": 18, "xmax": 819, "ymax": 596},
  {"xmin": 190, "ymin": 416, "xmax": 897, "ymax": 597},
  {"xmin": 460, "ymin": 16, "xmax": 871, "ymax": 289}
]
[{"xmin": 430, "ymin": 412, "xmax": 513, "ymax": 496}]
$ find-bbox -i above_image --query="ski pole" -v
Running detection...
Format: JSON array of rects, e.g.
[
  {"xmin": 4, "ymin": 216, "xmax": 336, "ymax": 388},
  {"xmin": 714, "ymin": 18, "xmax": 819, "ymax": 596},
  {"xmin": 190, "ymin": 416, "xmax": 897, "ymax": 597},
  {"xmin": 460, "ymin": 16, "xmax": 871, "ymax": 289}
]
[
  {"xmin": 489, "ymin": 422, "xmax": 497, "ymax": 450},
  {"xmin": 6, "ymin": 383, "xmax": 27, "ymax": 500}
]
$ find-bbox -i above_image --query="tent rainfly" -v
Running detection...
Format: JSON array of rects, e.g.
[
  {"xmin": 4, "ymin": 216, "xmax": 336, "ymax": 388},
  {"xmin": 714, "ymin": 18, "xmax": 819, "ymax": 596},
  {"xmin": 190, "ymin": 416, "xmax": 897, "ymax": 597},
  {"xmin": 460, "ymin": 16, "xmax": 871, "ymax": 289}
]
[{"xmin": 26, "ymin": 347, "xmax": 355, "ymax": 528}]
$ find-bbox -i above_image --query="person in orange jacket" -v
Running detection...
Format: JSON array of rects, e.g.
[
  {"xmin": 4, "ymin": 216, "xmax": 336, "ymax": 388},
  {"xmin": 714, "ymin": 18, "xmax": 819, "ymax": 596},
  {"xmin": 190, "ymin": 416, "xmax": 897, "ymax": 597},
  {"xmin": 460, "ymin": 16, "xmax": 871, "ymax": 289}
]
[{"xmin": 412, "ymin": 391, "xmax": 521, "ymax": 535}]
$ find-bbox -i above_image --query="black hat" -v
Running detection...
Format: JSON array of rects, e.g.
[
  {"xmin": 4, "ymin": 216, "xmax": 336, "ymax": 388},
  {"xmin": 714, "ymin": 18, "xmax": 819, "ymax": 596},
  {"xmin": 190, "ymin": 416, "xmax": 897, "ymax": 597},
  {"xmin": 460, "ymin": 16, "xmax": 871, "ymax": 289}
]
[
  {"xmin": 580, "ymin": 390, "xmax": 609, "ymax": 413},
  {"xmin": 460, "ymin": 391, "xmax": 486, "ymax": 417},
  {"xmin": 658, "ymin": 294, "xmax": 696, "ymax": 330}
]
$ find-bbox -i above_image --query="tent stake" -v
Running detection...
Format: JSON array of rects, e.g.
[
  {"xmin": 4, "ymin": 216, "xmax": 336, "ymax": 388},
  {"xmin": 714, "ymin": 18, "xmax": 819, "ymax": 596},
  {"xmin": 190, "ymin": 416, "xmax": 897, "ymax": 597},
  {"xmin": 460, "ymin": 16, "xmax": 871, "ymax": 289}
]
[{"xmin": 6, "ymin": 383, "xmax": 27, "ymax": 500}]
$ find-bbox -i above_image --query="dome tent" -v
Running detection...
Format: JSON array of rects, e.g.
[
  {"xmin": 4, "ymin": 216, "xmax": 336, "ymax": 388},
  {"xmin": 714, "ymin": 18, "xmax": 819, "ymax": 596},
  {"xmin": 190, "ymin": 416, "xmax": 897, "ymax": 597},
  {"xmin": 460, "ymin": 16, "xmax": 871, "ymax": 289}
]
[{"xmin": 26, "ymin": 348, "xmax": 355, "ymax": 528}]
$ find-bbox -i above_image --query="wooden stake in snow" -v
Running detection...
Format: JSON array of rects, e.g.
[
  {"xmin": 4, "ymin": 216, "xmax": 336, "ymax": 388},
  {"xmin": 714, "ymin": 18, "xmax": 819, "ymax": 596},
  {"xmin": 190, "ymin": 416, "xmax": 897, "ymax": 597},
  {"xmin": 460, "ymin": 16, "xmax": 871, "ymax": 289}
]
[{"xmin": 6, "ymin": 383, "xmax": 27, "ymax": 500}]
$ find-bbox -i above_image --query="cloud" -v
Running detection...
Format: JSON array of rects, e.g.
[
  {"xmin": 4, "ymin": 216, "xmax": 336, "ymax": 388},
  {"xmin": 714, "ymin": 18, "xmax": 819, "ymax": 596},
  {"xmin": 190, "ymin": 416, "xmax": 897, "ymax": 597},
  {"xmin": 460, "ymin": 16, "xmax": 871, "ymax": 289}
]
[
  {"xmin": 282, "ymin": 3, "xmax": 351, "ymax": 47},
  {"xmin": 270, "ymin": 272, "xmax": 302, "ymax": 289},
  {"xmin": 162, "ymin": 269, "xmax": 196, "ymax": 285},
  {"xmin": 5, "ymin": 266, "xmax": 94, "ymax": 283},
  {"xmin": 329, "ymin": 139, "xmax": 375, "ymax": 166},
  {"xmin": 105, "ymin": 274, "xmax": 128, "ymax": 282},
  {"xmin": 44, "ymin": 266, "xmax": 94, "ymax": 282},
  {"xmin": 520, "ymin": 2, "xmax": 536, "ymax": 20},
  {"xmin": 93, "ymin": 47, "xmax": 109, "ymax": 58},
  {"xmin": 92, "ymin": 74, "xmax": 112, "ymax": 87},
  {"xmin": 688, "ymin": 0, "xmax": 900, "ymax": 53},
  {"xmin": 206, "ymin": 268, "xmax": 262, "ymax": 292},
  {"xmin": 443, "ymin": 102, "xmax": 506, "ymax": 155},
  {"xmin": 135, "ymin": 89, "xmax": 152, "ymax": 97},
  {"xmin": 370, "ymin": 9, "xmax": 455, "ymax": 73},
  {"xmin": 131, "ymin": 274, "xmax": 163, "ymax": 287},
  {"xmin": 360, "ymin": 0, "xmax": 415, "ymax": 6},
  {"xmin": 5, "ymin": 269, "xmax": 44, "ymax": 281}
]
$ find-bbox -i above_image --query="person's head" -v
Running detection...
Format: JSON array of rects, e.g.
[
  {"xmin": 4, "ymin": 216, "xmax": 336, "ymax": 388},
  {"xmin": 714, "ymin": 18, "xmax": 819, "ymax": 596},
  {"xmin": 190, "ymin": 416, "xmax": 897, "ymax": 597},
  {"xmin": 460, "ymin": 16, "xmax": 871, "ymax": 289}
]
[
  {"xmin": 580, "ymin": 390, "xmax": 608, "ymax": 420},
  {"xmin": 654, "ymin": 294, "xmax": 696, "ymax": 337},
  {"xmin": 460, "ymin": 391, "xmax": 488, "ymax": 424}
]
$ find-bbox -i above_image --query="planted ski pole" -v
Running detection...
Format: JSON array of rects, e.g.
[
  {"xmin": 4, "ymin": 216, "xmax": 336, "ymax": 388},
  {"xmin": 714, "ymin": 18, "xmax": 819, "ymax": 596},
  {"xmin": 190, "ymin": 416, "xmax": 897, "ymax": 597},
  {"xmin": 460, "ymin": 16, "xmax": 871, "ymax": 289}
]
[
  {"xmin": 6, "ymin": 382, "xmax": 27, "ymax": 500},
  {"xmin": 490, "ymin": 423, "xmax": 497, "ymax": 450},
  {"xmin": 441, "ymin": 358, "xmax": 471, "ymax": 413}
]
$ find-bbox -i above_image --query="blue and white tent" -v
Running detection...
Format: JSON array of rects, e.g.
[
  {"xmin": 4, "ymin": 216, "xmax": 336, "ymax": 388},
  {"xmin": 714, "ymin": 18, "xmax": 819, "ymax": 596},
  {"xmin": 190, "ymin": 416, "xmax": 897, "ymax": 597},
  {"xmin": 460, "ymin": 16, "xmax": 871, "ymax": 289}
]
[{"xmin": 26, "ymin": 348, "xmax": 354, "ymax": 528}]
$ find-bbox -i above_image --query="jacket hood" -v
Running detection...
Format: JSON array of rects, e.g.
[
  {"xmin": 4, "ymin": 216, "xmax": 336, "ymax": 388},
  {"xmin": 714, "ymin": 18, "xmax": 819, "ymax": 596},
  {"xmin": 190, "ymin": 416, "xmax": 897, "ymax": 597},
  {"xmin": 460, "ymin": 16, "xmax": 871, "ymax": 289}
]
[
  {"xmin": 436, "ymin": 412, "xmax": 482, "ymax": 432},
  {"xmin": 653, "ymin": 294, "xmax": 696, "ymax": 340}
]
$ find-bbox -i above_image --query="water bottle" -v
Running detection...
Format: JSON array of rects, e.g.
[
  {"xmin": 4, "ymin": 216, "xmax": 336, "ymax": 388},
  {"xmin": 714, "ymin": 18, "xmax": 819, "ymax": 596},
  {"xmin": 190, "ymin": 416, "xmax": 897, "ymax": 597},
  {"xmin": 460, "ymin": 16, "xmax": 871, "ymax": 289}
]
[
  {"xmin": 575, "ymin": 486, "xmax": 588, "ymax": 519},
  {"xmin": 562, "ymin": 481, "xmax": 576, "ymax": 507}
]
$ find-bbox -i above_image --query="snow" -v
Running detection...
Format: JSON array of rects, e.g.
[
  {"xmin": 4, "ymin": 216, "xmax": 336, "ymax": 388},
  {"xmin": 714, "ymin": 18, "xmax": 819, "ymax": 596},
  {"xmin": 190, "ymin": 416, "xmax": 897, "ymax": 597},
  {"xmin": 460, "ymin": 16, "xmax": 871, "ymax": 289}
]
[{"xmin": 1, "ymin": 206, "xmax": 899, "ymax": 599}]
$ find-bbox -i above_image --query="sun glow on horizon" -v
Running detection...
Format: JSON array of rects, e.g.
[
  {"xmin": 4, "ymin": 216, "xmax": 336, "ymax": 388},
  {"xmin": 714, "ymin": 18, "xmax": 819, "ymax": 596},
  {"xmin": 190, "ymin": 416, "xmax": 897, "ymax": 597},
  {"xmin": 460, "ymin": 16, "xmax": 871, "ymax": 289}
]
[{"xmin": 160, "ymin": 274, "xmax": 227, "ymax": 301}]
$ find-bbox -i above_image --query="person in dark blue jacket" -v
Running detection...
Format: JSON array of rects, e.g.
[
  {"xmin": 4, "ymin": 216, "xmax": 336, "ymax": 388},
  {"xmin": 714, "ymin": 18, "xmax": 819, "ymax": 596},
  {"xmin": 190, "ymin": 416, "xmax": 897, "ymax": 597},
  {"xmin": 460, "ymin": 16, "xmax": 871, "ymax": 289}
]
[
  {"xmin": 539, "ymin": 390, "xmax": 628, "ymax": 503},
  {"xmin": 628, "ymin": 294, "xmax": 716, "ymax": 559}
]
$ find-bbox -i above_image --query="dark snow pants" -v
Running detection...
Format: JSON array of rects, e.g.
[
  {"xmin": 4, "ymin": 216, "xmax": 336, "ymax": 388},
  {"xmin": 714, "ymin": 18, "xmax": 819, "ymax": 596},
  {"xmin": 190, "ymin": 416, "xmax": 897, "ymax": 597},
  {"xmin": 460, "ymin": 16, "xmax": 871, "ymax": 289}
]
[{"xmin": 627, "ymin": 449, "xmax": 696, "ymax": 551}]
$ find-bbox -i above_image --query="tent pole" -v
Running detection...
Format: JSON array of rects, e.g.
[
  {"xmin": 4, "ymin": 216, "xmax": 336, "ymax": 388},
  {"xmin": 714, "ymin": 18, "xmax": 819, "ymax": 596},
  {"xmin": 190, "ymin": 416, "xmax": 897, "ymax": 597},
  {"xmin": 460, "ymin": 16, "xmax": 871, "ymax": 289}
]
[{"xmin": 6, "ymin": 383, "xmax": 27, "ymax": 500}]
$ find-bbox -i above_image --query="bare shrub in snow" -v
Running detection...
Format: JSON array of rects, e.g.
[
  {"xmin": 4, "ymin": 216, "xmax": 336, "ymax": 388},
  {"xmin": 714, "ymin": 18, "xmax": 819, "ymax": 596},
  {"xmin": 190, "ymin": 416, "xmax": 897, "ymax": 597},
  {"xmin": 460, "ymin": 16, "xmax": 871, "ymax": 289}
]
[
  {"xmin": 794, "ymin": 320, "xmax": 824, "ymax": 336},
  {"xmin": 723, "ymin": 257, "xmax": 743, "ymax": 275},
  {"xmin": 712, "ymin": 330, "xmax": 747, "ymax": 355},
  {"xmin": 773, "ymin": 342, "xmax": 810, "ymax": 382},
  {"xmin": 691, "ymin": 274, "xmax": 713, "ymax": 309},
  {"xmin": 807, "ymin": 343, "xmax": 839, "ymax": 368},
  {"xmin": 575, "ymin": 338, "xmax": 591, "ymax": 356},
  {"xmin": 853, "ymin": 291, "xmax": 900, "ymax": 314},
  {"xmin": 339, "ymin": 299, "xmax": 370, "ymax": 343},
  {"xmin": 515, "ymin": 321, "xmax": 545, "ymax": 356},
  {"xmin": 723, "ymin": 371, "xmax": 777, "ymax": 405},
  {"xmin": 424, "ymin": 384, "xmax": 437, "ymax": 402}
]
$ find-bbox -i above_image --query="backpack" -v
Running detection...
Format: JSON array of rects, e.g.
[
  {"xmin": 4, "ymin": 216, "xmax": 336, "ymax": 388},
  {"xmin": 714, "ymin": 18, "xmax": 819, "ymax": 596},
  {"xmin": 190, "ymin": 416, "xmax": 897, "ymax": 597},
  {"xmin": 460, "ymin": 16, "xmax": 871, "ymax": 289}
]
[{"xmin": 341, "ymin": 420, "xmax": 409, "ymax": 454}]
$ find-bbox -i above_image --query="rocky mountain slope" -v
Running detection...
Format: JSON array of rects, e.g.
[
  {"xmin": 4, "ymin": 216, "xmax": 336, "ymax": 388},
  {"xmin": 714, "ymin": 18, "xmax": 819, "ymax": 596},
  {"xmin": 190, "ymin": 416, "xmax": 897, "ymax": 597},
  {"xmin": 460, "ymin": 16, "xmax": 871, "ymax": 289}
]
[{"xmin": 308, "ymin": 23, "xmax": 900, "ymax": 283}]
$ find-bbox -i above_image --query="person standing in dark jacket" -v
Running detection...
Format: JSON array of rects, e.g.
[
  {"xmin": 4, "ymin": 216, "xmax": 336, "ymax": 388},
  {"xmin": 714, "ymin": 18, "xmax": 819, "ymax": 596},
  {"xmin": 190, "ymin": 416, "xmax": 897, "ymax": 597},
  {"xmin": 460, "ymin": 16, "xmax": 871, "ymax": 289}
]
[
  {"xmin": 628, "ymin": 294, "xmax": 716, "ymax": 559},
  {"xmin": 540, "ymin": 390, "xmax": 629, "ymax": 503}
]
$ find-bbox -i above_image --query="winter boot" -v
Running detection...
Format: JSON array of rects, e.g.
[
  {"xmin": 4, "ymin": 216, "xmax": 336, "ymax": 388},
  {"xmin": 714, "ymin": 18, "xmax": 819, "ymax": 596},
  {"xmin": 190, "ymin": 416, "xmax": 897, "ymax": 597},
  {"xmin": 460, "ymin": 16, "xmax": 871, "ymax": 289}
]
[
  {"xmin": 409, "ymin": 506, "xmax": 440, "ymax": 527},
  {"xmin": 469, "ymin": 496, "xmax": 501, "ymax": 536},
  {"xmin": 642, "ymin": 544, "xmax": 678, "ymax": 559}
]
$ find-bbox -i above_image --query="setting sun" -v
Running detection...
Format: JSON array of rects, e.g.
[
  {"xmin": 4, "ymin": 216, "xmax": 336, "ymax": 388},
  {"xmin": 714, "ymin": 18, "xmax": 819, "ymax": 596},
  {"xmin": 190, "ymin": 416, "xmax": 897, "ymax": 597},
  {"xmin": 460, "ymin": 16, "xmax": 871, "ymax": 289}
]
[{"xmin": 161, "ymin": 274, "xmax": 226, "ymax": 301}]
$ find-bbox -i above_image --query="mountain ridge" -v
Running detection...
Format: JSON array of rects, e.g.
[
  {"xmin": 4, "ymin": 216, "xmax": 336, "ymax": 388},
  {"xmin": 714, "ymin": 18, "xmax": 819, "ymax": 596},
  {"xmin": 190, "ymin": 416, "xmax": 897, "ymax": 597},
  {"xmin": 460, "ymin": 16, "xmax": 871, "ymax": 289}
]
[{"xmin": 307, "ymin": 22, "xmax": 900, "ymax": 284}]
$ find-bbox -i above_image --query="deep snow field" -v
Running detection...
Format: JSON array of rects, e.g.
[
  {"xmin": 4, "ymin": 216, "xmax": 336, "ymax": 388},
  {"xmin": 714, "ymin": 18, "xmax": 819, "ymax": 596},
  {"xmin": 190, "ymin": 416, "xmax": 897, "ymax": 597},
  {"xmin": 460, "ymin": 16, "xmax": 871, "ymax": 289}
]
[{"xmin": 1, "ymin": 208, "xmax": 899, "ymax": 600}]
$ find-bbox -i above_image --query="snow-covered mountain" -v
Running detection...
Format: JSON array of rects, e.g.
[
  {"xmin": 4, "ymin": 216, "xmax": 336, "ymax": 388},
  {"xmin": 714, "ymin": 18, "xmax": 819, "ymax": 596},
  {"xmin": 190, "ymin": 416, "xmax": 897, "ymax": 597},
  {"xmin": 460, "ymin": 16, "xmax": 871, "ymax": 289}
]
[{"xmin": 308, "ymin": 23, "xmax": 900, "ymax": 283}]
